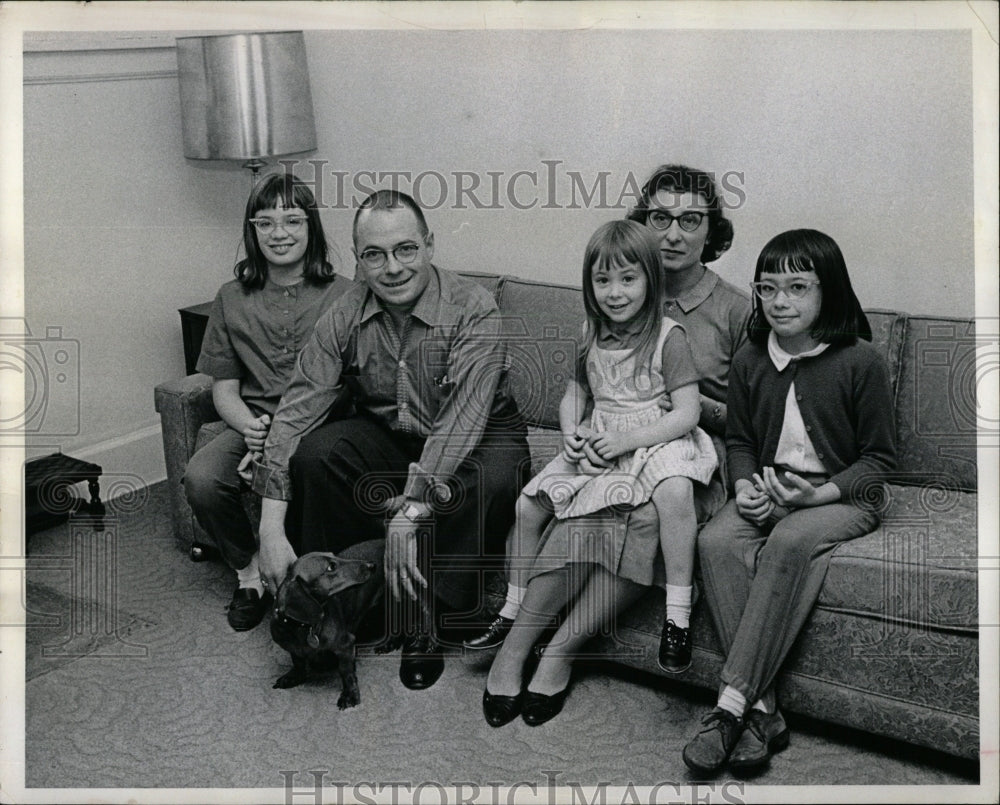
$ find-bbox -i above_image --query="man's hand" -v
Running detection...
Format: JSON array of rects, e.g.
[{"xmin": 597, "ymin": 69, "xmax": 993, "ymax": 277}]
[
  {"xmin": 589, "ymin": 431, "xmax": 632, "ymax": 461},
  {"xmin": 384, "ymin": 512, "xmax": 428, "ymax": 601},
  {"xmin": 236, "ymin": 451, "xmax": 259, "ymax": 484},
  {"xmin": 658, "ymin": 392, "xmax": 674, "ymax": 413},
  {"xmin": 757, "ymin": 467, "xmax": 825, "ymax": 509},
  {"xmin": 258, "ymin": 523, "xmax": 297, "ymax": 593},
  {"xmin": 243, "ymin": 414, "xmax": 271, "ymax": 453},
  {"xmin": 735, "ymin": 478, "xmax": 774, "ymax": 525}
]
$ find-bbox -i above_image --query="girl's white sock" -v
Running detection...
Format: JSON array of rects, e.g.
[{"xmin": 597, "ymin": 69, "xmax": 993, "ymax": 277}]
[
  {"xmin": 665, "ymin": 584, "xmax": 693, "ymax": 629},
  {"xmin": 236, "ymin": 554, "xmax": 264, "ymax": 596},
  {"xmin": 499, "ymin": 583, "xmax": 526, "ymax": 620},
  {"xmin": 717, "ymin": 685, "xmax": 747, "ymax": 719}
]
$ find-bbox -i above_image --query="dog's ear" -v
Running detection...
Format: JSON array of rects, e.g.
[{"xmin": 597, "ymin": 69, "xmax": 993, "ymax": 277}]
[{"xmin": 279, "ymin": 576, "xmax": 324, "ymax": 624}]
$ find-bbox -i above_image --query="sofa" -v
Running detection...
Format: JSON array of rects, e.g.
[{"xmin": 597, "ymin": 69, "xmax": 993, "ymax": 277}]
[{"xmin": 155, "ymin": 271, "xmax": 980, "ymax": 761}]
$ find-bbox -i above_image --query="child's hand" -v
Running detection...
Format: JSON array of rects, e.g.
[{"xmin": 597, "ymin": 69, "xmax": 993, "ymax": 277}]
[
  {"xmin": 758, "ymin": 467, "xmax": 820, "ymax": 509},
  {"xmin": 562, "ymin": 429, "xmax": 588, "ymax": 461},
  {"xmin": 236, "ymin": 451, "xmax": 260, "ymax": 484},
  {"xmin": 589, "ymin": 431, "xmax": 632, "ymax": 461},
  {"xmin": 243, "ymin": 414, "xmax": 271, "ymax": 452},
  {"xmin": 579, "ymin": 439, "xmax": 613, "ymax": 473},
  {"xmin": 736, "ymin": 478, "xmax": 774, "ymax": 525}
]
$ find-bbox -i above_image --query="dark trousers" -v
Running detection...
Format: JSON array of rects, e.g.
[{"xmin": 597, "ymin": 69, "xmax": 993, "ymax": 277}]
[
  {"xmin": 183, "ymin": 427, "xmax": 256, "ymax": 571},
  {"xmin": 287, "ymin": 416, "xmax": 530, "ymax": 612}
]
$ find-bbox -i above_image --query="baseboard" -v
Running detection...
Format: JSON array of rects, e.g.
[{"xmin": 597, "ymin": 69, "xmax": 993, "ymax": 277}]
[{"xmin": 64, "ymin": 422, "xmax": 166, "ymax": 499}]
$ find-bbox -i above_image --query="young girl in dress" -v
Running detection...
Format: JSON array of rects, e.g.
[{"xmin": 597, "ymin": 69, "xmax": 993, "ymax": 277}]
[
  {"xmin": 184, "ymin": 172, "xmax": 346, "ymax": 631},
  {"xmin": 479, "ymin": 220, "xmax": 717, "ymax": 720},
  {"xmin": 681, "ymin": 229, "xmax": 896, "ymax": 775}
]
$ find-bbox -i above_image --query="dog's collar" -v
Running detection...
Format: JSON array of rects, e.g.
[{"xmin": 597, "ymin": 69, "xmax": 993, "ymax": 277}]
[{"xmin": 272, "ymin": 609, "xmax": 313, "ymax": 630}]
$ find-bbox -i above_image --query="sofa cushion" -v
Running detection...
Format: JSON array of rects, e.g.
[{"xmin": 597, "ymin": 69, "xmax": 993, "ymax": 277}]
[
  {"xmin": 894, "ymin": 316, "xmax": 979, "ymax": 491},
  {"xmin": 496, "ymin": 278, "xmax": 586, "ymax": 428},
  {"xmin": 863, "ymin": 308, "xmax": 906, "ymax": 393},
  {"xmin": 817, "ymin": 483, "xmax": 978, "ymax": 633}
]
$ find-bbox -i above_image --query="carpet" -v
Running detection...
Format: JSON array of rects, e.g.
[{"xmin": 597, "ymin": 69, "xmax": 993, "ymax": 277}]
[{"xmin": 21, "ymin": 482, "xmax": 979, "ymax": 796}]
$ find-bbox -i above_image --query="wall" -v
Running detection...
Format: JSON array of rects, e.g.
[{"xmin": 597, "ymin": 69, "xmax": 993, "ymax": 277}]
[{"xmin": 18, "ymin": 27, "xmax": 976, "ymax": 489}]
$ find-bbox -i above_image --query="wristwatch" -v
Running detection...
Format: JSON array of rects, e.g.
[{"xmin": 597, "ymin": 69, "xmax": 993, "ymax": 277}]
[{"xmin": 400, "ymin": 502, "xmax": 429, "ymax": 521}]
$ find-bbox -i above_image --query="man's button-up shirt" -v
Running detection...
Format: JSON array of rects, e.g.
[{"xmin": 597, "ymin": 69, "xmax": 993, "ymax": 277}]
[{"xmin": 252, "ymin": 266, "xmax": 516, "ymax": 503}]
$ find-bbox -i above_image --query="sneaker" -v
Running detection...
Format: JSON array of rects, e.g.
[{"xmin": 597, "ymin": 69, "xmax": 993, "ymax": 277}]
[
  {"xmin": 729, "ymin": 708, "xmax": 790, "ymax": 773},
  {"xmin": 226, "ymin": 586, "xmax": 271, "ymax": 631},
  {"xmin": 682, "ymin": 708, "xmax": 745, "ymax": 775},
  {"xmin": 657, "ymin": 619, "xmax": 692, "ymax": 673}
]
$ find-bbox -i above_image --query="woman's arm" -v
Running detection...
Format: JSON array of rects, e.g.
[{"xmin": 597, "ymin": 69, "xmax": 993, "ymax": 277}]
[
  {"xmin": 559, "ymin": 378, "xmax": 592, "ymax": 461},
  {"xmin": 212, "ymin": 378, "xmax": 270, "ymax": 451},
  {"xmin": 590, "ymin": 382, "xmax": 700, "ymax": 461}
]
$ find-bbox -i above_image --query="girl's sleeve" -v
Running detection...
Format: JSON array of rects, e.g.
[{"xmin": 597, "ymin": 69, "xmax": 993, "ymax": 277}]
[
  {"xmin": 660, "ymin": 326, "xmax": 701, "ymax": 393},
  {"xmin": 724, "ymin": 348, "xmax": 759, "ymax": 490},
  {"xmin": 195, "ymin": 288, "xmax": 243, "ymax": 379},
  {"xmin": 829, "ymin": 351, "xmax": 897, "ymax": 505}
]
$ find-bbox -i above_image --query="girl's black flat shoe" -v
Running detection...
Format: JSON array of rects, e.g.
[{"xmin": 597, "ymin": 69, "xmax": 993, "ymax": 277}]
[
  {"xmin": 482, "ymin": 688, "xmax": 523, "ymax": 728},
  {"xmin": 521, "ymin": 686, "xmax": 569, "ymax": 726}
]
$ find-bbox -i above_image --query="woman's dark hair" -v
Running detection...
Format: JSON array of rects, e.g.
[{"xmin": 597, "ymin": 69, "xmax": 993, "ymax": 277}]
[
  {"xmin": 747, "ymin": 228, "xmax": 871, "ymax": 346},
  {"xmin": 581, "ymin": 220, "xmax": 665, "ymax": 382},
  {"xmin": 626, "ymin": 164, "xmax": 734, "ymax": 263},
  {"xmin": 235, "ymin": 171, "xmax": 336, "ymax": 290}
]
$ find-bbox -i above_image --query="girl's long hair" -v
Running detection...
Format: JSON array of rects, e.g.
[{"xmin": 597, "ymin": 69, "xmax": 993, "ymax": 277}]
[
  {"xmin": 581, "ymin": 220, "xmax": 665, "ymax": 381},
  {"xmin": 747, "ymin": 228, "xmax": 871, "ymax": 346},
  {"xmin": 235, "ymin": 172, "xmax": 337, "ymax": 290}
]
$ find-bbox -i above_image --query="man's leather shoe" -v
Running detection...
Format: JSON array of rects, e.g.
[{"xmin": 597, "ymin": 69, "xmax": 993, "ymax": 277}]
[
  {"xmin": 462, "ymin": 615, "xmax": 514, "ymax": 651},
  {"xmin": 682, "ymin": 708, "xmax": 744, "ymax": 775},
  {"xmin": 399, "ymin": 632, "xmax": 444, "ymax": 690},
  {"xmin": 521, "ymin": 686, "xmax": 569, "ymax": 726},
  {"xmin": 482, "ymin": 688, "xmax": 523, "ymax": 727},
  {"xmin": 226, "ymin": 587, "xmax": 271, "ymax": 631},
  {"xmin": 729, "ymin": 709, "xmax": 789, "ymax": 773}
]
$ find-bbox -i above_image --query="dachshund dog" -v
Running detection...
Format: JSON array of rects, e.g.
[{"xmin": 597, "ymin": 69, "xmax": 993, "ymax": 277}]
[{"xmin": 270, "ymin": 539, "xmax": 391, "ymax": 709}]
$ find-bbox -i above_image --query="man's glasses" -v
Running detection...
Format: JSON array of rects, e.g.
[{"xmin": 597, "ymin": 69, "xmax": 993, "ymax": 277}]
[
  {"xmin": 750, "ymin": 279, "xmax": 821, "ymax": 301},
  {"xmin": 250, "ymin": 216, "xmax": 307, "ymax": 236},
  {"xmin": 646, "ymin": 210, "xmax": 709, "ymax": 232},
  {"xmin": 358, "ymin": 242, "xmax": 422, "ymax": 270}
]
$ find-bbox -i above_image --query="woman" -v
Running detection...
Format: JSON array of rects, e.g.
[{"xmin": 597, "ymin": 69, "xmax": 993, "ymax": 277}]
[
  {"xmin": 482, "ymin": 165, "xmax": 751, "ymax": 727},
  {"xmin": 184, "ymin": 172, "xmax": 347, "ymax": 631}
]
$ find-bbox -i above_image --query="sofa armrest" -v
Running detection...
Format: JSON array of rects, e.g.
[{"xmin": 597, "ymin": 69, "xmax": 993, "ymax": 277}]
[{"xmin": 154, "ymin": 373, "xmax": 219, "ymax": 552}]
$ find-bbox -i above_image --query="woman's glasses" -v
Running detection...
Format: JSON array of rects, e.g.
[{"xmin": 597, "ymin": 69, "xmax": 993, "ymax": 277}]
[
  {"xmin": 645, "ymin": 210, "xmax": 709, "ymax": 232},
  {"xmin": 750, "ymin": 279, "xmax": 821, "ymax": 301},
  {"xmin": 250, "ymin": 216, "xmax": 307, "ymax": 236},
  {"xmin": 358, "ymin": 242, "xmax": 422, "ymax": 270}
]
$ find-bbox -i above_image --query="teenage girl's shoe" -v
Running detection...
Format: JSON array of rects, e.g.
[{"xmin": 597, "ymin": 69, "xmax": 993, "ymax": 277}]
[
  {"xmin": 682, "ymin": 708, "xmax": 744, "ymax": 775},
  {"xmin": 728, "ymin": 709, "xmax": 790, "ymax": 774},
  {"xmin": 657, "ymin": 619, "xmax": 692, "ymax": 673}
]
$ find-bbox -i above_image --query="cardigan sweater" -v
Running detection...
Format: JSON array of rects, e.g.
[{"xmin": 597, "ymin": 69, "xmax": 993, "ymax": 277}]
[{"xmin": 725, "ymin": 338, "xmax": 897, "ymax": 507}]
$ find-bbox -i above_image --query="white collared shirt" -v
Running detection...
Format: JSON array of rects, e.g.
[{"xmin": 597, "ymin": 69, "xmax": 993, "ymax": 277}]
[{"xmin": 768, "ymin": 332, "xmax": 829, "ymax": 473}]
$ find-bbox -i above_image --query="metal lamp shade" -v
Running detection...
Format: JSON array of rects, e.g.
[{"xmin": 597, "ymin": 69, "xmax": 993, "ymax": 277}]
[{"xmin": 177, "ymin": 31, "xmax": 316, "ymax": 161}]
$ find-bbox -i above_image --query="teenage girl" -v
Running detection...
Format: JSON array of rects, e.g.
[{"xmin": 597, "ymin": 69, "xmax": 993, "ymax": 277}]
[
  {"xmin": 682, "ymin": 228, "xmax": 896, "ymax": 775},
  {"xmin": 184, "ymin": 172, "xmax": 346, "ymax": 631}
]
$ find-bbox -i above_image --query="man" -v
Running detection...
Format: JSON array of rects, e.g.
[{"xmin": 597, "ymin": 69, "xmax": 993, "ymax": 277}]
[{"xmin": 253, "ymin": 189, "xmax": 528, "ymax": 690}]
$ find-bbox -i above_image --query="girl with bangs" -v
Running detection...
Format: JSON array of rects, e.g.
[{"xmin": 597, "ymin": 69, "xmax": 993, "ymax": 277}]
[
  {"xmin": 184, "ymin": 172, "xmax": 347, "ymax": 632},
  {"xmin": 681, "ymin": 229, "xmax": 896, "ymax": 775},
  {"xmin": 482, "ymin": 219, "xmax": 717, "ymax": 728}
]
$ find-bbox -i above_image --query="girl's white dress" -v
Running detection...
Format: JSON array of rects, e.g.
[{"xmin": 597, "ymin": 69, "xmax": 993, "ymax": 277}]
[{"xmin": 523, "ymin": 318, "xmax": 718, "ymax": 519}]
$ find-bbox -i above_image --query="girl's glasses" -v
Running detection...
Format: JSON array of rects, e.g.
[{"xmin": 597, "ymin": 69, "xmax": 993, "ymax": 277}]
[
  {"xmin": 250, "ymin": 216, "xmax": 307, "ymax": 236},
  {"xmin": 646, "ymin": 210, "xmax": 709, "ymax": 232},
  {"xmin": 358, "ymin": 242, "xmax": 421, "ymax": 270},
  {"xmin": 750, "ymin": 279, "xmax": 821, "ymax": 301}
]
